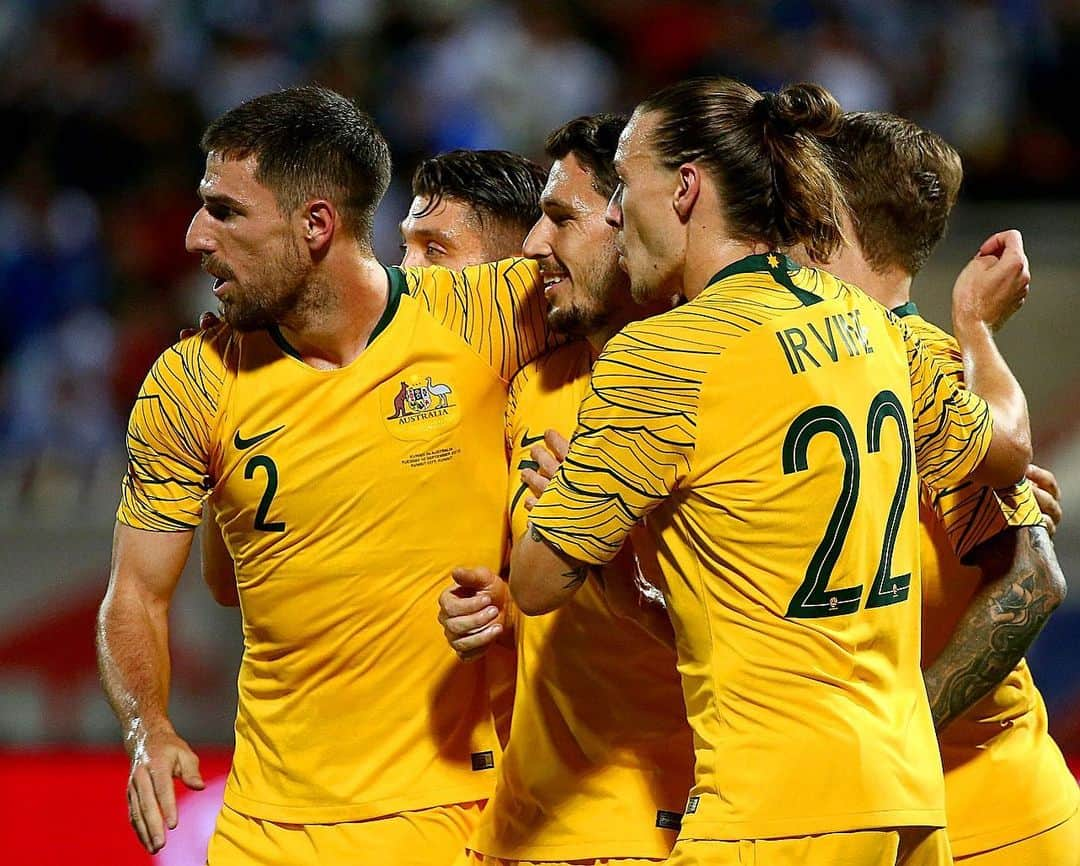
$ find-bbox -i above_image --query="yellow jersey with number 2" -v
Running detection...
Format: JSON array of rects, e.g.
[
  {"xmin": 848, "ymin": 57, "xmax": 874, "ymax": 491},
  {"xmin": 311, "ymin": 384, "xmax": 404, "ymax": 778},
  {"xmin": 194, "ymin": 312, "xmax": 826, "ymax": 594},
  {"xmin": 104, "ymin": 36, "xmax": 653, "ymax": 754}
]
[{"xmin": 118, "ymin": 259, "xmax": 549, "ymax": 824}]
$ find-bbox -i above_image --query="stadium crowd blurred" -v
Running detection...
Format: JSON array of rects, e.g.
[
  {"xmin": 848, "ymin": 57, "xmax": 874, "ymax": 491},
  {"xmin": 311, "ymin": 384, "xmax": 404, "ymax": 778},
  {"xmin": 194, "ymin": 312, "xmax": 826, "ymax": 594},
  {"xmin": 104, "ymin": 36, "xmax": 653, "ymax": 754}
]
[{"xmin": 1, "ymin": 0, "xmax": 1078, "ymax": 498}]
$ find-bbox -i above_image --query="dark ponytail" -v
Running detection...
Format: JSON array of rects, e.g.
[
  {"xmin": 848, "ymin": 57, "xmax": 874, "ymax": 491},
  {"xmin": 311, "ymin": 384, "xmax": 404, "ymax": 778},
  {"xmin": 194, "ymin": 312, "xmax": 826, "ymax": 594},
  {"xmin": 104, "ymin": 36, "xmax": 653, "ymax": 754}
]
[{"xmin": 639, "ymin": 78, "xmax": 848, "ymax": 262}]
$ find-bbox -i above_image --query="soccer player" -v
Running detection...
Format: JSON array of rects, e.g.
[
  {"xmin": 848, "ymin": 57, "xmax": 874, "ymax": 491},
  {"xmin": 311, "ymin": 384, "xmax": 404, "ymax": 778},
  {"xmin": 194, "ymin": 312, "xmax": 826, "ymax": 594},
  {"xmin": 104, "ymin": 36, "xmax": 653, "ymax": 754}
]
[
  {"xmin": 819, "ymin": 111, "xmax": 1078, "ymax": 865},
  {"xmin": 510, "ymin": 78, "xmax": 1033, "ymax": 865},
  {"xmin": 96, "ymin": 86, "xmax": 553, "ymax": 865},
  {"xmin": 439, "ymin": 114, "xmax": 693, "ymax": 866},
  {"xmin": 197, "ymin": 146, "xmax": 547, "ymax": 749},
  {"xmin": 401, "ymin": 149, "xmax": 548, "ymax": 269},
  {"xmin": 200, "ymin": 147, "xmax": 546, "ymax": 602}
]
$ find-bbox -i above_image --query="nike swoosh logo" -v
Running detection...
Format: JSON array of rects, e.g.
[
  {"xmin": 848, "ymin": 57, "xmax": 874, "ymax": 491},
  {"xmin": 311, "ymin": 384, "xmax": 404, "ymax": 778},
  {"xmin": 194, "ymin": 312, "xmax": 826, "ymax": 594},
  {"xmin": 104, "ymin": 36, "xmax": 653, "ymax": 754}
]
[
  {"xmin": 234, "ymin": 425, "xmax": 284, "ymax": 450},
  {"xmin": 520, "ymin": 430, "xmax": 546, "ymax": 448}
]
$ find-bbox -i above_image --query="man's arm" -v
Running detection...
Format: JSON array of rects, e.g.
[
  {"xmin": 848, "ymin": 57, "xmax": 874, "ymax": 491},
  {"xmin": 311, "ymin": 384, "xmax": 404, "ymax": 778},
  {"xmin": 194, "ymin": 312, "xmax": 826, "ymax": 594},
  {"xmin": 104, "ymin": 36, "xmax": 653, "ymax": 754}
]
[
  {"xmin": 97, "ymin": 523, "xmax": 205, "ymax": 854},
  {"xmin": 951, "ymin": 230, "xmax": 1032, "ymax": 487},
  {"xmin": 510, "ymin": 522, "xmax": 600, "ymax": 616},
  {"xmin": 923, "ymin": 524, "xmax": 1066, "ymax": 731},
  {"xmin": 200, "ymin": 516, "xmax": 238, "ymax": 607}
]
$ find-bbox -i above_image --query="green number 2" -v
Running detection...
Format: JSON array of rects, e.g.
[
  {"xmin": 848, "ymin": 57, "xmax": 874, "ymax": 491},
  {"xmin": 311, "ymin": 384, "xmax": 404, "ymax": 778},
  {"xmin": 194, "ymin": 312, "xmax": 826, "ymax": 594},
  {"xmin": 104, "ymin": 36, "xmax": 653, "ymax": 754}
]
[
  {"xmin": 244, "ymin": 456, "xmax": 286, "ymax": 533},
  {"xmin": 782, "ymin": 389, "xmax": 912, "ymax": 619}
]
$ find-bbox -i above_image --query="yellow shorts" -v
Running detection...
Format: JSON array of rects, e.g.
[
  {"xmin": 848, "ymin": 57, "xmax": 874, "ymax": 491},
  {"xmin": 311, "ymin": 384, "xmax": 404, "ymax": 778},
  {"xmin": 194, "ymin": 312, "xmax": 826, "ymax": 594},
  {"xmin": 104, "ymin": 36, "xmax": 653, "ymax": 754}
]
[
  {"xmin": 207, "ymin": 800, "xmax": 484, "ymax": 866},
  {"xmin": 955, "ymin": 806, "xmax": 1080, "ymax": 866},
  {"xmin": 666, "ymin": 827, "xmax": 950, "ymax": 866},
  {"xmin": 455, "ymin": 854, "xmax": 662, "ymax": 866}
]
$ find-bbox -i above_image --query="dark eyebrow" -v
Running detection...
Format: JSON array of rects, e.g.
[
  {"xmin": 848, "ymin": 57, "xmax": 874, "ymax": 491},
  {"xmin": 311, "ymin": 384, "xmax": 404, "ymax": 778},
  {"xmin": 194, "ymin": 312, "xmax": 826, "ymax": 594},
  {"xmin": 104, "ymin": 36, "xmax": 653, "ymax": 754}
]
[
  {"xmin": 540, "ymin": 195, "xmax": 575, "ymax": 213},
  {"xmin": 199, "ymin": 190, "xmax": 245, "ymax": 211},
  {"xmin": 400, "ymin": 224, "xmax": 453, "ymax": 242}
]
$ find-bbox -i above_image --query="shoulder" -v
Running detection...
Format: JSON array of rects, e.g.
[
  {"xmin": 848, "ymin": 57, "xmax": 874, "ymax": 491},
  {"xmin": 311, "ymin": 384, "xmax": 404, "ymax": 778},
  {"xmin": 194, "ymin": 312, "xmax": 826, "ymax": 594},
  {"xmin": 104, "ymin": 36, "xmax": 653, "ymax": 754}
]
[
  {"xmin": 147, "ymin": 323, "xmax": 235, "ymax": 386},
  {"xmin": 511, "ymin": 340, "xmax": 593, "ymax": 396},
  {"xmin": 398, "ymin": 258, "xmax": 540, "ymax": 297}
]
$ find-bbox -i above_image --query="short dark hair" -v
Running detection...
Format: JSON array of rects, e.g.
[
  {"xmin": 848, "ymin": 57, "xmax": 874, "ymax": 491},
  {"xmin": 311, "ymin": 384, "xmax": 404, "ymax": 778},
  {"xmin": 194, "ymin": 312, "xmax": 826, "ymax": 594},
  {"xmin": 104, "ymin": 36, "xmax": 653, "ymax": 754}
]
[
  {"xmin": 825, "ymin": 112, "xmax": 963, "ymax": 276},
  {"xmin": 544, "ymin": 113, "xmax": 628, "ymax": 199},
  {"xmin": 639, "ymin": 78, "xmax": 847, "ymax": 263},
  {"xmin": 410, "ymin": 149, "xmax": 547, "ymax": 235},
  {"xmin": 201, "ymin": 85, "xmax": 391, "ymax": 248}
]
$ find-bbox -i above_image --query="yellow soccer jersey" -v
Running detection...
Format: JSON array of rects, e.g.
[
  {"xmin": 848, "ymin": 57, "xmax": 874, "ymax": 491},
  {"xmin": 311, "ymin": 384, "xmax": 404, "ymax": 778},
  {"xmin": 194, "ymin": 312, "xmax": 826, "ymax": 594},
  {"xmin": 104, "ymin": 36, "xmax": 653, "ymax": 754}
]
[
  {"xmin": 471, "ymin": 342, "xmax": 694, "ymax": 861},
  {"xmin": 900, "ymin": 308, "xmax": 1080, "ymax": 857},
  {"xmin": 529, "ymin": 253, "xmax": 995, "ymax": 841},
  {"xmin": 118, "ymin": 259, "xmax": 551, "ymax": 823}
]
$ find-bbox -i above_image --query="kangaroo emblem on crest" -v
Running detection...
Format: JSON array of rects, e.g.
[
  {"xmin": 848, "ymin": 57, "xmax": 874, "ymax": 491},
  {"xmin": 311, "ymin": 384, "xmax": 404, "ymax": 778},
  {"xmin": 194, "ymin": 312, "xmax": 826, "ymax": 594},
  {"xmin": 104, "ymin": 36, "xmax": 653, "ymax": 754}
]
[{"xmin": 387, "ymin": 381, "xmax": 408, "ymax": 419}]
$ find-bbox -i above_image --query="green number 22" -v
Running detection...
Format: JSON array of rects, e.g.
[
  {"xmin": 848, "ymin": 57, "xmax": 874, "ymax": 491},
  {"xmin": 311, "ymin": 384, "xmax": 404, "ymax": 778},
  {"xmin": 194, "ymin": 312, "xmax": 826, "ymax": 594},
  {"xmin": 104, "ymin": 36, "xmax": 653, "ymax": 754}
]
[
  {"xmin": 782, "ymin": 389, "xmax": 912, "ymax": 619},
  {"xmin": 244, "ymin": 456, "xmax": 286, "ymax": 533}
]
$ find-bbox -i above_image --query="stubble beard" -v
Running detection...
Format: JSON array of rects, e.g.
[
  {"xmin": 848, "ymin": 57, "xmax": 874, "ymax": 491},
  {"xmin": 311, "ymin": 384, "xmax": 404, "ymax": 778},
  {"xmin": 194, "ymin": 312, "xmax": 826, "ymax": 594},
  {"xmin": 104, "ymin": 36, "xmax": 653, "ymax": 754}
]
[
  {"xmin": 220, "ymin": 242, "xmax": 312, "ymax": 332},
  {"xmin": 547, "ymin": 256, "xmax": 624, "ymax": 341}
]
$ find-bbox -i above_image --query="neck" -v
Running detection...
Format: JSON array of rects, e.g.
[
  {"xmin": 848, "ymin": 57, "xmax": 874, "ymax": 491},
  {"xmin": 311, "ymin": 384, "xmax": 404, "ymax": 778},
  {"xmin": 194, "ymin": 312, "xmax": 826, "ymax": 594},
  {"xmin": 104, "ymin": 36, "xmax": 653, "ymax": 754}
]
[
  {"xmin": 277, "ymin": 250, "xmax": 389, "ymax": 369},
  {"xmin": 813, "ymin": 243, "xmax": 913, "ymax": 310},
  {"xmin": 831, "ymin": 257, "xmax": 912, "ymax": 310},
  {"xmin": 682, "ymin": 235, "xmax": 769, "ymax": 301},
  {"xmin": 585, "ymin": 286, "xmax": 669, "ymax": 353},
  {"xmin": 848, "ymin": 267, "xmax": 912, "ymax": 311}
]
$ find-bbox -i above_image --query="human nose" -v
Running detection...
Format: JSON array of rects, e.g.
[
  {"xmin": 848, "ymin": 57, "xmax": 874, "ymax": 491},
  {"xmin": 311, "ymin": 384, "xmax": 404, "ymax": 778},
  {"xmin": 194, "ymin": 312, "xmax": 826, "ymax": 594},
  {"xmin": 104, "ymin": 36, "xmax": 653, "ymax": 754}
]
[
  {"xmin": 522, "ymin": 217, "xmax": 553, "ymax": 260},
  {"xmin": 185, "ymin": 208, "xmax": 214, "ymax": 254},
  {"xmin": 604, "ymin": 184, "xmax": 623, "ymax": 229}
]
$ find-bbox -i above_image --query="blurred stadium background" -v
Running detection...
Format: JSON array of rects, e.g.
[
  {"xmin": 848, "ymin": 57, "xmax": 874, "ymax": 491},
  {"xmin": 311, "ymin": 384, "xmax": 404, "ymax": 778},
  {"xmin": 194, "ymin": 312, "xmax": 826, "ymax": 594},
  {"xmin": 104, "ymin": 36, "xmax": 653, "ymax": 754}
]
[{"xmin": 0, "ymin": 1, "xmax": 1077, "ymax": 862}]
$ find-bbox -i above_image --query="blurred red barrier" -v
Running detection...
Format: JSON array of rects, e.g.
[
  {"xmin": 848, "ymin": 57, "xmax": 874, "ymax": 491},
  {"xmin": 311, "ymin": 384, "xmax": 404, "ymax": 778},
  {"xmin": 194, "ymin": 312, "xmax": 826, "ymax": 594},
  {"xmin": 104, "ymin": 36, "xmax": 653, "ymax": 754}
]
[
  {"xmin": 0, "ymin": 747, "xmax": 232, "ymax": 866},
  {"xmin": 1, "ymin": 747, "xmax": 1078, "ymax": 864}
]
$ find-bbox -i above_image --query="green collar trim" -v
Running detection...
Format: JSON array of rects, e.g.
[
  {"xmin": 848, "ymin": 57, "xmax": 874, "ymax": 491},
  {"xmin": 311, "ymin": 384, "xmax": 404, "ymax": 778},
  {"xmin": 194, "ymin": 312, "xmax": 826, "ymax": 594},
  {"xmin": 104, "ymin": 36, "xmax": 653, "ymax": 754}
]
[
  {"xmin": 706, "ymin": 252, "xmax": 822, "ymax": 307},
  {"xmin": 268, "ymin": 324, "xmax": 303, "ymax": 360},
  {"xmin": 267, "ymin": 266, "xmax": 406, "ymax": 360},
  {"xmin": 370, "ymin": 266, "xmax": 406, "ymax": 346},
  {"xmin": 890, "ymin": 300, "xmax": 920, "ymax": 318}
]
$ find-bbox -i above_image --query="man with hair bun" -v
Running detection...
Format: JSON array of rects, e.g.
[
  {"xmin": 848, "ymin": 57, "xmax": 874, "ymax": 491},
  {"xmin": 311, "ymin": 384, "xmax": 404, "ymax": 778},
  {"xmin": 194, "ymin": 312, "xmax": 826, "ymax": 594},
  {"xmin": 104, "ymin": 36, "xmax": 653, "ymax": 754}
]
[
  {"xmin": 818, "ymin": 111, "xmax": 1078, "ymax": 866},
  {"xmin": 509, "ymin": 77, "xmax": 1034, "ymax": 865}
]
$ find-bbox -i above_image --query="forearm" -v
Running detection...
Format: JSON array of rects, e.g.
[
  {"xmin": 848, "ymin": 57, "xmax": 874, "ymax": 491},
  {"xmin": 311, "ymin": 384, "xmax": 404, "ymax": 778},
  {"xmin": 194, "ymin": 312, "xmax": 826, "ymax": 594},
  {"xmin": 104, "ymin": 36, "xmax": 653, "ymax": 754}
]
[
  {"xmin": 954, "ymin": 319, "xmax": 1031, "ymax": 486},
  {"xmin": 97, "ymin": 583, "xmax": 175, "ymax": 752},
  {"xmin": 923, "ymin": 526, "xmax": 1064, "ymax": 731}
]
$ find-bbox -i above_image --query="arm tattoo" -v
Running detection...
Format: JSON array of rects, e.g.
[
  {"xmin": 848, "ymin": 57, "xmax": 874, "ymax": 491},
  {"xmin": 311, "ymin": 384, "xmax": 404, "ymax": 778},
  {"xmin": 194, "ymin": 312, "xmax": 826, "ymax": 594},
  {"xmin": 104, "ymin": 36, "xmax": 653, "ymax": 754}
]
[
  {"xmin": 924, "ymin": 526, "xmax": 1065, "ymax": 731},
  {"xmin": 561, "ymin": 564, "xmax": 600, "ymax": 590},
  {"xmin": 527, "ymin": 521, "xmax": 599, "ymax": 591}
]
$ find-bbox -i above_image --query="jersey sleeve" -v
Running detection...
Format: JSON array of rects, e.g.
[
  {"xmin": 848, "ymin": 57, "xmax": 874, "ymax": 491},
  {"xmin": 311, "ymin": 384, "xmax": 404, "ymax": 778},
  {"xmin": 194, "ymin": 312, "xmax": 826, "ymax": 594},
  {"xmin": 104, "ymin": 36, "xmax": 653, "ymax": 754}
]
[
  {"xmin": 117, "ymin": 328, "xmax": 230, "ymax": 531},
  {"xmin": 930, "ymin": 477, "xmax": 1044, "ymax": 563},
  {"xmin": 528, "ymin": 325, "xmax": 701, "ymax": 565},
  {"xmin": 401, "ymin": 258, "xmax": 555, "ymax": 382},
  {"xmin": 898, "ymin": 315, "xmax": 995, "ymax": 492}
]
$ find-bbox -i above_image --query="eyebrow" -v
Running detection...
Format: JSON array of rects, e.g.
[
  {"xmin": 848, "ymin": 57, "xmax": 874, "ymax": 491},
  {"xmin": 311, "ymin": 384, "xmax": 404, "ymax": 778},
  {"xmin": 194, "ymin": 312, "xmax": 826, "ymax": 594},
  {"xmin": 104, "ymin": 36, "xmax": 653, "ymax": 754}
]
[
  {"xmin": 399, "ymin": 223, "xmax": 454, "ymax": 241},
  {"xmin": 199, "ymin": 189, "xmax": 246, "ymax": 211},
  {"xmin": 541, "ymin": 195, "xmax": 574, "ymax": 212}
]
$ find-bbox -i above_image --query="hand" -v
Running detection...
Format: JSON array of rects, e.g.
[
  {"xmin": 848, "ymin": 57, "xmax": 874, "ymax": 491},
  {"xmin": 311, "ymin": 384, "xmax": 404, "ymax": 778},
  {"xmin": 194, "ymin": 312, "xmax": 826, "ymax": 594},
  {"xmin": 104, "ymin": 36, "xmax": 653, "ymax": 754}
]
[
  {"xmin": 952, "ymin": 230, "xmax": 1031, "ymax": 334},
  {"xmin": 521, "ymin": 429, "xmax": 570, "ymax": 509},
  {"xmin": 438, "ymin": 567, "xmax": 508, "ymax": 661},
  {"xmin": 1025, "ymin": 463, "xmax": 1062, "ymax": 537},
  {"xmin": 125, "ymin": 725, "xmax": 204, "ymax": 853},
  {"xmin": 178, "ymin": 311, "xmax": 222, "ymax": 341}
]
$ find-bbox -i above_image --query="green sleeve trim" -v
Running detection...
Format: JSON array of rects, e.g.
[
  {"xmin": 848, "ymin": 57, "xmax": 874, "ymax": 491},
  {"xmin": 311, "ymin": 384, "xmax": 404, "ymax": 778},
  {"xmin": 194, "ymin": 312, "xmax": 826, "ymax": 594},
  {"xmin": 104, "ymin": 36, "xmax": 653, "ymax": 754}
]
[
  {"xmin": 890, "ymin": 300, "xmax": 920, "ymax": 318},
  {"xmin": 706, "ymin": 252, "xmax": 822, "ymax": 307}
]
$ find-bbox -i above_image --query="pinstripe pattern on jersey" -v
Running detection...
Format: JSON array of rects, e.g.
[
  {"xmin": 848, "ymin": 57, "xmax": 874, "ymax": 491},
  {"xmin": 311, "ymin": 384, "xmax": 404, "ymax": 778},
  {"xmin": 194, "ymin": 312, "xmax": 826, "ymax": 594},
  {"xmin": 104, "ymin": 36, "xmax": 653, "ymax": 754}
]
[
  {"xmin": 400, "ymin": 257, "xmax": 551, "ymax": 383},
  {"xmin": 897, "ymin": 309, "xmax": 1041, "ymax": 558},
  {"xmin": 119, "ymin": 326, "xmax": 230, "ymax": 530},
  {"xmin": 532, "ymin": 254, "xmax": 994, "ymax": 566}
]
